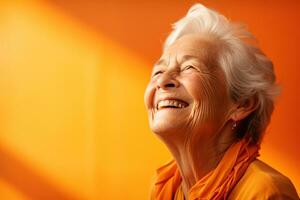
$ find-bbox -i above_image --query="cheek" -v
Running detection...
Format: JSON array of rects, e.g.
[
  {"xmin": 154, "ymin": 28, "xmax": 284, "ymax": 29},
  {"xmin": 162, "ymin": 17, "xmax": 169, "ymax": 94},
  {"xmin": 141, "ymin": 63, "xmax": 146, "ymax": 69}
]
[
  {"xmin": 185, "ymin": 75, "xmax": 227, "ymax": 128},
  {"xmin": 183, "ymin": 75, "xmax": 208, "ymax": 102},
  {"xmin": 144, "ymin": 81, "xmax": 155, "ymax": 109}
]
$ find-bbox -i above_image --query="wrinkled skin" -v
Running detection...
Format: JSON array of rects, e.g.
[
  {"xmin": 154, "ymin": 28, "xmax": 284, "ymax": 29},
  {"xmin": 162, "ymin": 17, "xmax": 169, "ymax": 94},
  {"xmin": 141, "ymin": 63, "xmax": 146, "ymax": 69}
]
[
  {"xmin": 144, "ymin": 34, "xmax": 239, "ymax": 197},
  {"xmin": 144, "ymin": 34, "xmax": 235, "ymax": 144}
]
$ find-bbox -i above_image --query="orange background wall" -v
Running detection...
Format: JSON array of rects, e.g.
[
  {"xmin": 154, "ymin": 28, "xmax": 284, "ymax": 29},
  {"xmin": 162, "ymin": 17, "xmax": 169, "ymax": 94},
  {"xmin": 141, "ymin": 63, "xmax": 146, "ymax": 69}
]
[{"xmin": 0, "ymin": 0, "xmax": 299, "ymax": 199}]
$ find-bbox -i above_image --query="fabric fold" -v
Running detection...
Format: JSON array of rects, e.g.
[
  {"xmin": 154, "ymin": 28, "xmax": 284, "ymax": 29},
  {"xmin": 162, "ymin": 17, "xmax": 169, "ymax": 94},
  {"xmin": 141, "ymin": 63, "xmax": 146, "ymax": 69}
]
[{"xmin": 150, "ymin": 139, "xmax": 260, "ymax": 200}]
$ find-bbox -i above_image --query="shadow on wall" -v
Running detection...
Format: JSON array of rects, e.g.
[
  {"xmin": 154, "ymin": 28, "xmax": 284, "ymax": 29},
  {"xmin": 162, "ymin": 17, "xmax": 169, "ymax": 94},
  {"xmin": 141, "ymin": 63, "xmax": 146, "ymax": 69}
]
[{"xmin": 0, "ymin": 144, "xmax": 81, "ymax": 200}]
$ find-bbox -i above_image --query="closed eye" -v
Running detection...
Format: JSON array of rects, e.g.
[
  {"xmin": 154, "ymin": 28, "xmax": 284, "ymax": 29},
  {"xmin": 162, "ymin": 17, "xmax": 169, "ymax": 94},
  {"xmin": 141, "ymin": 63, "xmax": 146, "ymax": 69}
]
[
  {"xmin": 182, "ymin": 65, "xmax": 196, "ymax": 71},
  {"xmin": 152, "ymin": 70, "xmax": 163, "ymax": 77}
]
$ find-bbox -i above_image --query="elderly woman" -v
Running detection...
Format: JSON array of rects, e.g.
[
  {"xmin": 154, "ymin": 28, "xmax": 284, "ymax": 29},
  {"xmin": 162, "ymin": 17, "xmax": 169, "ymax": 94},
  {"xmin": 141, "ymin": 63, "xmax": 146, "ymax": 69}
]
[{"xmin": 144, "ymin": 4, "xmax": 299, "ymax": 200}]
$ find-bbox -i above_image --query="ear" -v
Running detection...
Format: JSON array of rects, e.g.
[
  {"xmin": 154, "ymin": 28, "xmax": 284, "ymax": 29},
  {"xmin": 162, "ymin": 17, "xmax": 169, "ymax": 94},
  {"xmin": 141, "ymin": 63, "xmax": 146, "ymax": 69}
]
[{"xmin": 230, "ymin": 97, "xmax": 258, "ymax": 121}]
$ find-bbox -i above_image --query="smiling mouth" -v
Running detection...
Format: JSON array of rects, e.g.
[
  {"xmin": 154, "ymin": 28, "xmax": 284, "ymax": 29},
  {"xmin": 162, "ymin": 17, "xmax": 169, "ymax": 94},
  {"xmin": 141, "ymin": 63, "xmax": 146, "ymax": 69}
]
[{"xmin": 156, "ymin": 99, "xmax": 189, "ymax": 111}]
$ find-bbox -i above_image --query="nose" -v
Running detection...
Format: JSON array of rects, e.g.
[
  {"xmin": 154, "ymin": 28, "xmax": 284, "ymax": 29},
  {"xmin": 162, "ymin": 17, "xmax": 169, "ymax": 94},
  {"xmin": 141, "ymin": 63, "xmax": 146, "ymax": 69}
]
[{"xmin": 156, "ymin": 72, "xmax": 179, "ymax": 90}]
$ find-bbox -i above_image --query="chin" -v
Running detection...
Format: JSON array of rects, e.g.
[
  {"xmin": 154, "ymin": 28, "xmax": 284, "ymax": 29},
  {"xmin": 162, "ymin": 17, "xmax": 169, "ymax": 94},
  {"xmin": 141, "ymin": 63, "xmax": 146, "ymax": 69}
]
[
  {"xmin": 149, "ymin": 108, "xmax": 189, "ymax": 134},
  {"xmin": 150, "ymin": 120, "xmax": 185, "ymax": 136}
]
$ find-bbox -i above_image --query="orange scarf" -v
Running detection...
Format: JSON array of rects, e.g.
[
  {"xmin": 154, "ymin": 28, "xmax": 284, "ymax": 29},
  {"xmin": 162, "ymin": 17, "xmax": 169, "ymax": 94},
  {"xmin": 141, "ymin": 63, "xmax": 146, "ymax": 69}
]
[{"xmin": 150, "ymin": 139, "xmax": 259, "ymax": 200}]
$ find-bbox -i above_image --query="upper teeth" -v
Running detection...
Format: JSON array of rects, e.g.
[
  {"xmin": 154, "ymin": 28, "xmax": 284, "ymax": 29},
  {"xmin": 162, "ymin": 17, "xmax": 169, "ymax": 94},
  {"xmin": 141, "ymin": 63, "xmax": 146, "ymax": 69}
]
[{"xmin": 157, "ymin": 100, "xmax": 188, "ymax": 110}]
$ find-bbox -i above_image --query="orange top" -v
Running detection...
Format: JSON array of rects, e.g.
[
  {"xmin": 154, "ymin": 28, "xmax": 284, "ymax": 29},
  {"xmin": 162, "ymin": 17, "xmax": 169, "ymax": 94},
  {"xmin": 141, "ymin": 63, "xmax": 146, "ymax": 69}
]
[
  {"xmin": 150, "ymin": 139, "xmax": 299, "ymax": 200},
  {"xmin": 228, "ymin": 159, "xmax": 299, "ymax": 199}
]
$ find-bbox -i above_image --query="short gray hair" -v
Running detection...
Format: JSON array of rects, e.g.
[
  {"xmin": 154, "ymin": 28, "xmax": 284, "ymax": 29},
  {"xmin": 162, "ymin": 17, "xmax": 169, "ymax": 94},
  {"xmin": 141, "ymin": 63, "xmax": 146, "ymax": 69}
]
[{"xmin": 164, "ymin": 4, "xmax": 280, "ymax": 144}]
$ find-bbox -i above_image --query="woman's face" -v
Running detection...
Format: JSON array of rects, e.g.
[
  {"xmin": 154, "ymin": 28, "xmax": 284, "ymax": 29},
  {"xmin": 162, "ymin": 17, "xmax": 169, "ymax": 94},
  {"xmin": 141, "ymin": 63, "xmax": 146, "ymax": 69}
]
[{"xmin": 144, "ymin": 34, "xmax": 233, "ymax": 138}]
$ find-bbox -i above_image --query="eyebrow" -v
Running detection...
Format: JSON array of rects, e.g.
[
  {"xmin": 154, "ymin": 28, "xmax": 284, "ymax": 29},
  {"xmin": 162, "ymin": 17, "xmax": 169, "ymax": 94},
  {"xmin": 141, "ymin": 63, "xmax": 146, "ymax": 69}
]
[{"xmin": 153, "ymin": 55, "xmax": 199, "ymax": 67}]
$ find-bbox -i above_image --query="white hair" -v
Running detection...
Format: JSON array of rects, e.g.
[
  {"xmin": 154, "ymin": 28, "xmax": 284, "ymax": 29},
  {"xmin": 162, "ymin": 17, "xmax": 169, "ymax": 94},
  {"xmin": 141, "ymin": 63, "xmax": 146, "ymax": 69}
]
[{"xmin": 164, "ymin": 4, "xmax": 280, "ymax": 143}]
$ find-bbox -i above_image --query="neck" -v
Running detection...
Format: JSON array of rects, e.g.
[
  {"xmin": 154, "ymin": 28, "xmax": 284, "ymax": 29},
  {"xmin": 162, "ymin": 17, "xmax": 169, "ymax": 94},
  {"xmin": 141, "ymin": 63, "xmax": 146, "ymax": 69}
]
[{"xmin": 157, "ymin": 124, "xmax": 234, "ymax": 199}]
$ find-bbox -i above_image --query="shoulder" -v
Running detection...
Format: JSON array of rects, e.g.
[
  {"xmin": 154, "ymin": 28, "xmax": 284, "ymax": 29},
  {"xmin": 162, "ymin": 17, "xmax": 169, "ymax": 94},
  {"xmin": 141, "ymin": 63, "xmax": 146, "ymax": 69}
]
[{"xmin": 229, "ymin": 159, "xmax": 299, "ymax": 200}]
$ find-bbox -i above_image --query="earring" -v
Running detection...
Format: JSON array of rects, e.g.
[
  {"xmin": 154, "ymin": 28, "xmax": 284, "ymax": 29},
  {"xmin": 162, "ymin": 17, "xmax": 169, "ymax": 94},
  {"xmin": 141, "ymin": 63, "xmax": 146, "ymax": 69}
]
[{"xmin": 232, "ymin": 121, "xmax": 237, "ymax": 130}]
